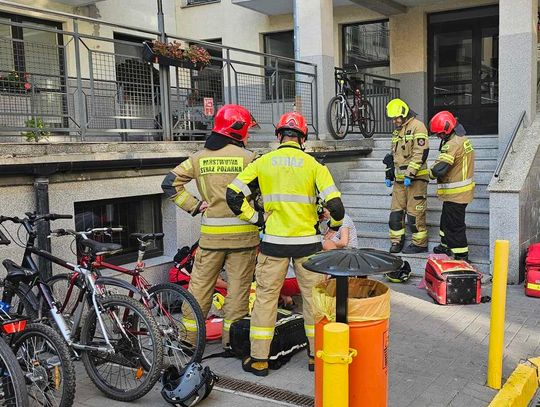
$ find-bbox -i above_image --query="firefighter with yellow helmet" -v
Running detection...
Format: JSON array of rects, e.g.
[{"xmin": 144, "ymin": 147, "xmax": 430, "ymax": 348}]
[
  {"xmin": 384, "ymin": 98, "xmax": 430, "ymax": 254},
  {"xmin": 162, "ymin": 104, "xmax": 260, "ymax": 351},
  {"xmin": 226, "ymin": 111, "xmax": 345, "ymax": 376}
]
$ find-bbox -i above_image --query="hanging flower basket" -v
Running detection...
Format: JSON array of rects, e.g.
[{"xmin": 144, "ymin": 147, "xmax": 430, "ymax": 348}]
[{"xmin": 143, "ymin": 41, "xmax": 210, "ymax": 71}]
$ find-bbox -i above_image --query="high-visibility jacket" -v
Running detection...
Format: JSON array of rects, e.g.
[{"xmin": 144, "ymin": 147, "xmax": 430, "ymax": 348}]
[
  {"xmin": 162, "ymin": 142, "xmax": 260, "ymax": 250},
  {"xmin": 226, "ymin": 141, "xmax": 344, "ymax": 258},
  {"xmin": 429, "ymin": 133, "xmax": 475, "ymax": 204},
  {"xmin": 392, "ymin": 116, "xmax": 430, "ymax": 182}
]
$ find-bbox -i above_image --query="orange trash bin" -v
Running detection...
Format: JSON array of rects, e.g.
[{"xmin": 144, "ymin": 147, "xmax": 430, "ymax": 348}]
[{"xmin": 313, "ymin": 278, "xmax": 390, "ymax": 407}]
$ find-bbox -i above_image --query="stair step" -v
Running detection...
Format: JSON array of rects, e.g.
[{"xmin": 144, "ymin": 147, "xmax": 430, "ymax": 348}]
[
  {"xmin": 348, "ymin": 208, "xmax": 488, "ymax": 227},
  {"xmin": 373, "ymin": 135, "xmax": 499, "ymax": 148},
  {"xmin": 354, "ymin": 221, "xmax": 488, "ymax": 242},
  {"xmin": 342, "ymin": 194, "xmax": 489, "ymax": 212},
  {"xmin": 369, "ymin": 147, "xmax": 498, "ymax": 159},
  {"xmin": 354, "ymin": 157, "xmax": 497, "ymax": 171},
  {"xmin": 340, "ymin": 181, "xmax": 489, "ymax": 197},
  {"xmin": 356, "ymin": 231, "xmax": 489, "ymax": 258},
  {"xmin": 346, "ymin": 169, "xmax": 494, "ymax": 184}
]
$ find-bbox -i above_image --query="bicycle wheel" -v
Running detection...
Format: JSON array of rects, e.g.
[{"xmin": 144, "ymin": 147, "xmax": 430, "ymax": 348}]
[
  {"xmin": 80, "ymin": 294, "xmax": 163, "ymax": 402},
  {"xmin": 11, "ymin": 323, "xmax": 76, "ymax": 407},
  {"xmin": 327, "ymin": 95, "xmax": 350, "ymax": 139},
  {"xmin": 359, "ymin": 99, "xmax": 376, "ymax": 138},
  {"xmin": 147, "ymin": 283, "xmax": 205, "ymax": 368},
  {"xmin": 0, "ymin": 336, "xmax": 28, "ymax": 407},
  {"xmin": 2, "ymin": 282, "xmax": 39, "ymax": 321}
]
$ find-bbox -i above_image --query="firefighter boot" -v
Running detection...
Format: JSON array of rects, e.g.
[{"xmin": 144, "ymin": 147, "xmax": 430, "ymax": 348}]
[
  {"xmin": 242, "ymin": 357, "xmax": 269, "ymax": 377},
  {"xmin": 402, "ymin": 244, "xmax": 428, "ymax": 254},
  {"xmin": 390, "ymin": 237, "xmax": 404, "ymax": 253}
]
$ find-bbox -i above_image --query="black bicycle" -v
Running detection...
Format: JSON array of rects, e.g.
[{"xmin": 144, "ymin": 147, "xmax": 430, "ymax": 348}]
[
  {"xmin": 0, "ymin": 213, "xmax": 163, "ymax": 402},
  {"xmin": 327, "ymin": 66, "xmax": 376, "ymax": 139}
]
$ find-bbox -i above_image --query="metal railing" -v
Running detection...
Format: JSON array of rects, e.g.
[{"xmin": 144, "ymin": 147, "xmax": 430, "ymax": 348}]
[
  {"xmin": 0, "ymin": 1, "xmax": 317, "ymax": 142},
  {"xmin": 335, "ymin": 69, "xmax": 400, "ymax": 135},
  {"xmin": 493, "ymin": 110, "xmax": 526, "ymax": 179}
]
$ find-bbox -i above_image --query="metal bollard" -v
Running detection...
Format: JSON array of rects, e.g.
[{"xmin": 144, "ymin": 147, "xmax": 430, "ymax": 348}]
[
  {"xmin": 487, "ymin": 240, "xmax": 510, "ymax": 389},
  {"xmin": 316, "ymin": 322, "xmax": 357, "ymax": 407}
]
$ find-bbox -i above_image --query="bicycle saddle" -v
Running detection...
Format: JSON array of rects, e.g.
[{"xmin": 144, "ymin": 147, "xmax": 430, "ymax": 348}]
[
  {"xmin": 2, "ymin": 259, "xmax": 39, "ymax": 283},
  {"xmin": 80, "ymin": 239, "xmax": 122, "ymax": 255},
  {"xmin": 130, "ymin": 233, "xmax": 164, "ymax": 242}
]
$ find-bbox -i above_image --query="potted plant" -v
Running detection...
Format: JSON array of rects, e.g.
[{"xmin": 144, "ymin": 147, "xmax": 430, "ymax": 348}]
[
  {"xmin": 21, "ymin": 117, "xmax": 50, "ymax": 143},
  {"xmin": 143, "ymin": 40, "xmax": 211, "ymax": 70},
  {"xmin": 0, "ymin": 71, "xmax": 31, "ymax": 93}
]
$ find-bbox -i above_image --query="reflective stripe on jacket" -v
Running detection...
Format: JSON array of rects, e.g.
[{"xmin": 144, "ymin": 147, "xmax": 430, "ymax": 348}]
[
  {"xmin": 227, "ymin": 141, "xmax": 343, "ymax": 258},
  {"xmin": 162, "ymin": 143, "xmax": 260, "ymax": 249}
]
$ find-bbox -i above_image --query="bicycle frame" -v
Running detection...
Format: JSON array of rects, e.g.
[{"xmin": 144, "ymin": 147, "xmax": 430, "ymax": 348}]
[{"xmin": 4, "ymin": 217, "xmax": 115, "ymax": 354}]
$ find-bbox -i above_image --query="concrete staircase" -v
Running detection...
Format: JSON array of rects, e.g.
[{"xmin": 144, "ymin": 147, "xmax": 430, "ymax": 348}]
[{"xmin": 341, "ymin": 135, "xmax": 498, "ymax": 275}]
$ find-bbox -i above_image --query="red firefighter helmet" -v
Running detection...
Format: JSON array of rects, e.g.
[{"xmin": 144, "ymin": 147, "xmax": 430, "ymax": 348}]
[
  {"xmin": 275, "ymin": 112, "xmax": 308, "ymax": 139},
  {"xmin": 212, "ymin": 104, "xmax": 257, "ymax": 142},
  {"xmin": 430, "ymin": 111, "xmax": 457, "ymax": 136}
]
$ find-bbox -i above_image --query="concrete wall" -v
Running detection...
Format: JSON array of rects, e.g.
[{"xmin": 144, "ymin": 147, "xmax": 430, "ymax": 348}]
[{"xmin": 489, "ymin": 117, "xmax": 540, "ymax": 283}]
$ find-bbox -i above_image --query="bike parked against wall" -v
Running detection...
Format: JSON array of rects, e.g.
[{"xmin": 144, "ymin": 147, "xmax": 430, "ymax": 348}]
[
  {"xmin": 327, "ymin": 66, "xmax": 376, "ymax": 139},
  {"xmin": 0, "ymin": 213, "xmax": 163, "ymax": 402}
]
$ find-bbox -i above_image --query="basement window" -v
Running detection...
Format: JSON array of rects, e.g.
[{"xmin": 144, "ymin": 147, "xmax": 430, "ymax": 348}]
[
  {"xmin": 185, "ymin": 0, "xmax": 220, "ymax": 6},
  {"xmin": 74, "ymin": 194, "xmax": 164, "ymax": 264}
]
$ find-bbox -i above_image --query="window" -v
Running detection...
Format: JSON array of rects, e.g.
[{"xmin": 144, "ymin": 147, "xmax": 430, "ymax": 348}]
[
  {"xmin": 189, "ymin": 38, "xmax": 224, "ymax": 104},
  {"xmin": 263, "ymin": 30, "xmax": 295, "ymax": 100},
  {"xmin": 0, "ymin": 13, "xmax": 65, "ymax": 127},
  {"xmin": 342, "ymin": 20, "xmax": 389, "ymax": 77},
  {"xmin": 114, "ymin": 33, "xmax": 159, "ymax": 104},
  {"xmin": 74, "ymin": 194, "xmax": 164, "ymax": 264}
]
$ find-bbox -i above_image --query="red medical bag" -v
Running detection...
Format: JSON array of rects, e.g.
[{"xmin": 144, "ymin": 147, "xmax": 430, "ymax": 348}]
[
  {"xmin": 525, "ymin": 243, "xmax": 540, "ymax": 298},
  {"xmin": 425, "ymin": 258, "xmax": 482, "ymax": 305}
]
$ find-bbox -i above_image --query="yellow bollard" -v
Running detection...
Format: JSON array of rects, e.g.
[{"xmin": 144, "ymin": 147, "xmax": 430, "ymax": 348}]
[
  {"xmin": 316, "ymin": 322, "xmax": 357, "ymax": 407},
  {"xmin": 487, "ymin": 240, "xmax": 510, "ymax": 389}
]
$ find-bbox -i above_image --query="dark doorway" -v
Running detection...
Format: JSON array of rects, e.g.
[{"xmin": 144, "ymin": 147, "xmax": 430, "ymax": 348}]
[{"xmin": 428, "ymin": 6, "xmax": 498, "ymax": 135}]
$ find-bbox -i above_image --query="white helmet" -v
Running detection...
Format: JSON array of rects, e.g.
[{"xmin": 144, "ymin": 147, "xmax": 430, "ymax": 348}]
[{"xmin": 161, "ymin": 363, "xmax": 218, "ymax": 406}]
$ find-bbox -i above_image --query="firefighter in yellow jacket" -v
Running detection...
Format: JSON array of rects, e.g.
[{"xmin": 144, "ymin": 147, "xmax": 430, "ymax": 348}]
[
  {"xmin": 429, "ymin": 111, "xmax": 475, "ymax": 261},
  {"xmin": 384, "ymin": 98, "xmax": 430, "ymax": 254},
  {"xmin": 162, "ymin": 104, "xmax": 260, "ymax": 350},
  {"xmin": 226, "ymin": 112, "xmax": 345, "ymax": 377}
]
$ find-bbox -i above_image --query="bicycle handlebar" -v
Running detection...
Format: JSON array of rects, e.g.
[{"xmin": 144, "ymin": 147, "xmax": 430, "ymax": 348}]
[{"xmin": 49, "ymin": 227, "xmax": 123, "ymax": 239}]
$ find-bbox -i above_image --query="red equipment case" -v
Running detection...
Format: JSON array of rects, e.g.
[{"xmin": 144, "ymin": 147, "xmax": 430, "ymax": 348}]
[
  {"xmin": 425, "ymin": 258, "xmax": 482, "ymax": 305},
  {"xmin": 525, "ymin": 243, "xmax": 540, "ymax": 298}
]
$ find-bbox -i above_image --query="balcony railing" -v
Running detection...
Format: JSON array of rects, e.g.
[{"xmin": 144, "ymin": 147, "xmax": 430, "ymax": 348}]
[{"xmin": 0, "ymin": 1, "xmax": 317, "ymax": 142}]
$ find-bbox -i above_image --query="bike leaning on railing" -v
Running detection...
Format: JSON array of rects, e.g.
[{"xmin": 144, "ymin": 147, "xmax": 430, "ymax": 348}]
[
  {"xmin": 0, "ymin": 213, "xmax": 163, "ymax": 402},
  {"xmin": 46, "ymin": 227, "xmax": 206, "ymax": 369},
  {"xmin": 327, "ymin": 66, "xmax": 376, "ymax": 139}
]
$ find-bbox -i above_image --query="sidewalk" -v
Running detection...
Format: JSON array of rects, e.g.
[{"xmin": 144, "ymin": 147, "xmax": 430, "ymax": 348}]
[{"xmin": 72, "ymin": 279, "xmax": 540, "ymax": 407}]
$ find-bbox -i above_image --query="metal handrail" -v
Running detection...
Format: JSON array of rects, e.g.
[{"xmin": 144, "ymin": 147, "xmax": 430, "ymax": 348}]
[{"xmin": 493, "ymin": 110, "xmax": 526, "ymax": 178}]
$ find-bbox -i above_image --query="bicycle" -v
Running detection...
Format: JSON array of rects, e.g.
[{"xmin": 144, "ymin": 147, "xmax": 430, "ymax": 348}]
[
  {"xmin": 0, "ymin": 213, "xmax": 163, "ymax": 402},
  {"xmin": 0, "ymin": 307, "xmax": 29, "ymax": 407},
  {"xmin": 47, "ymin": 227, "xmax": 206, "ymax": 369},
  {"xmin": 327, "ymin": 66, "xmax": 376, "ymax": 139}
]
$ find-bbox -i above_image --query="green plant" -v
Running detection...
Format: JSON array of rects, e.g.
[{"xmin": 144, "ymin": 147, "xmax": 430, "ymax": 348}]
[
  {"xmin": 150, "ymin": 40, "xmax": 211, "ymax": 67},
  {"xmin": 21, "ymin": 117, "xmax": 50, "ymax": 142},
  {"xmin": 0, "ymin": 70, "xmax": 31, "ymax": 92}
]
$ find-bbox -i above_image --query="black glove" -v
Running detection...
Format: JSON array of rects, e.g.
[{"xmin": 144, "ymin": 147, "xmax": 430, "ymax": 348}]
[{"xmin": 383, "ymin": 153, "xmax": 395, "ymax": 182}]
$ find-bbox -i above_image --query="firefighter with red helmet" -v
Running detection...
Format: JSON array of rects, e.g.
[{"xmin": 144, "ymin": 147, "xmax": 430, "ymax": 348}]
[
  {"xmin": 429, "ymin": 111, "xmax": 475, "ymax": 261},
  {"xmin": 162, "ymin": 104, "xmax": 260, "ymax": 350},
  {"xmin": 226, "ymin": 111, "xmax": 345, "ymax": 376}
]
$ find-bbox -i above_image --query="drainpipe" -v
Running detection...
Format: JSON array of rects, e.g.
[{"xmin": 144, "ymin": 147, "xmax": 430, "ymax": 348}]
[
  {"xmin": 34, "ymin": 177, "xmax": 52, "ymax": 280},
  {"xmin": 157, "ymin": 0, "xmax": 173, "ymax": 141},
  {"xmin": 293, "ymin": 0, "xmax": 302, "ymax": 113}
]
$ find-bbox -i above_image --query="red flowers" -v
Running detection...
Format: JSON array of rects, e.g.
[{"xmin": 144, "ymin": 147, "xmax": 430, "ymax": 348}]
[{"xmin": 150, "ymin": 40, "xmax": 211, "ymax": 67}]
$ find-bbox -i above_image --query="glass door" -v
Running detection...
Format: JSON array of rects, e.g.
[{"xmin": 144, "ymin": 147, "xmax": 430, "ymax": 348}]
[{"xmin": 428, "ymin": 7, "xmax": 498, "ymax": 134}]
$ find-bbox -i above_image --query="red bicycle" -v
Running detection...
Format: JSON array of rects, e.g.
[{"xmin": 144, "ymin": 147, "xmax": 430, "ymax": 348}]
[{"xmin": 47, "ymin": 228, "xmax": 206, "ymax": 369}]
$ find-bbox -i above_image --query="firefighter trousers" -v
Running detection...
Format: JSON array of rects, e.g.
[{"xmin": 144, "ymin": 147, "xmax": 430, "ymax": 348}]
[
  {"xmin": 250, "ymin": 253, "xmax": 325, "ymax": 360},
  {"xmin": 440, "ymin": 201, "xmax": 468, "ymax": 258},
  {"xmin": 183, "ymin": 246, "xmax": 257, "ymax": 347},
  {"xmin": 389, "ymin": 180, "xmax": 428, "ymax": 247}
]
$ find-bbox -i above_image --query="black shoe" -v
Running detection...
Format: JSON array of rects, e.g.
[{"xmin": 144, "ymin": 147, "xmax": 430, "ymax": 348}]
[
  {"xmin": 308, "ymin": 355, "xmax": 315, "ymax": 372},
  {"xmin": 453, "ymin": 254, "xmax": 470, "ymax": 263},
  {"xmin": 433, "ymin": 244, "xmax": 452, "ymax": 255},
  {"xmin": 242, "ymin": 357, "xmax": 269, "ymax": 377},
  {"xmin": 390, "ymin": 241, "xmax": 404, "ymax": 253},
  {"xmin": 402, "ymin": 244, "xmax": 428, "ymax": 254}
]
